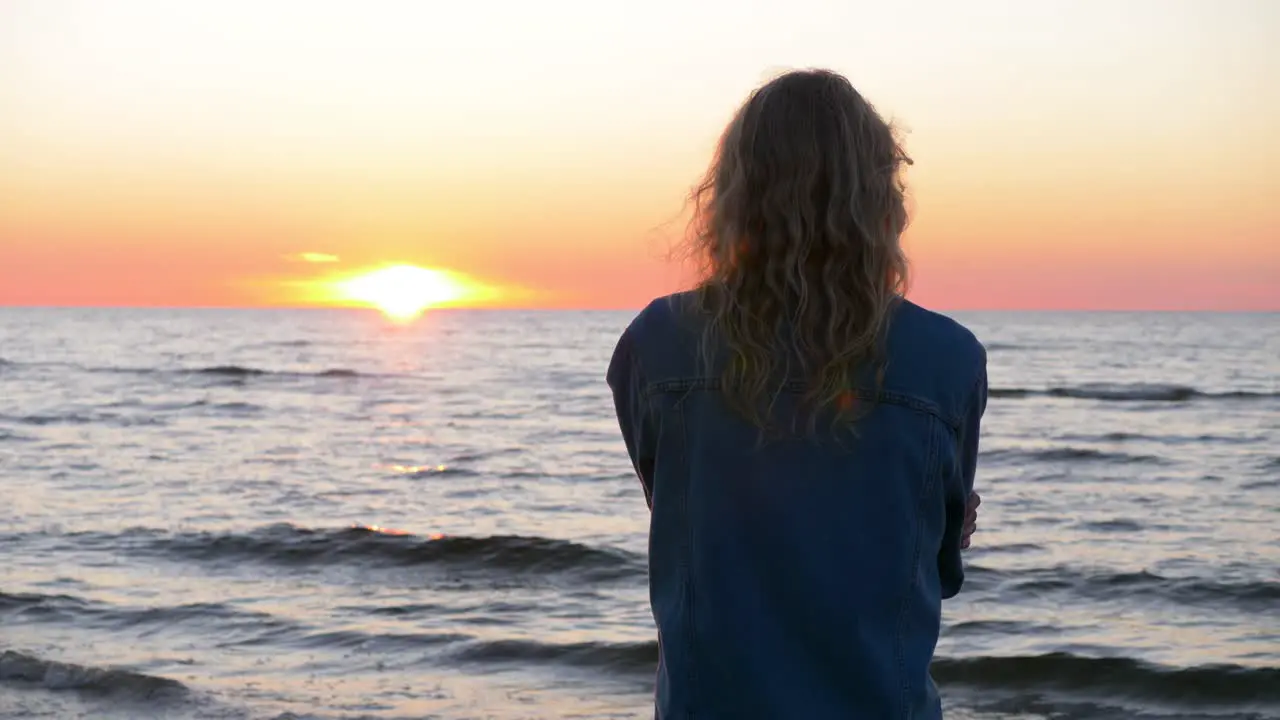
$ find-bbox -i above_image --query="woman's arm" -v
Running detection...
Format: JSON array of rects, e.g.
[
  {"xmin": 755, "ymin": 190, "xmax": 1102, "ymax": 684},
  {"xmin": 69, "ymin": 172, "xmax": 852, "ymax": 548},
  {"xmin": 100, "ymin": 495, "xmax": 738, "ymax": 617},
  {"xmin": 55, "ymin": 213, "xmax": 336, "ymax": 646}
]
[
  {"xmin": 606, "ymin": 330, "xmax": 657, "ymax": 507},
  {"xmin": 939, "ymin": 365, "xmax": 988, "ymax": 598}
]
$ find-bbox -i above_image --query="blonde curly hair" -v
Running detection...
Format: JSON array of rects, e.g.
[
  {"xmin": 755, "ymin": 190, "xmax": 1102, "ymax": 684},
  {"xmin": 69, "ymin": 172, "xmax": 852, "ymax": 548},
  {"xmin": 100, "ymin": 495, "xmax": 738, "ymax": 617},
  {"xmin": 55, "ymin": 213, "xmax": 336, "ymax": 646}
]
[{"xmin": 685, "ymin": 69, "xmax": 912, "ymax": 433}]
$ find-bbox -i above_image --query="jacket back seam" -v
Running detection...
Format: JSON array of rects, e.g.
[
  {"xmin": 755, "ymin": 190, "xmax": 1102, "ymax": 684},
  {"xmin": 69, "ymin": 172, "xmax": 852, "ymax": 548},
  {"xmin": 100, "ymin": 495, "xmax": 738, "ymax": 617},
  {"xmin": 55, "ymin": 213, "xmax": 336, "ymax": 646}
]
[{"xmin": 670, "ymin": 387, "xmax": 698, "ymax": 718}]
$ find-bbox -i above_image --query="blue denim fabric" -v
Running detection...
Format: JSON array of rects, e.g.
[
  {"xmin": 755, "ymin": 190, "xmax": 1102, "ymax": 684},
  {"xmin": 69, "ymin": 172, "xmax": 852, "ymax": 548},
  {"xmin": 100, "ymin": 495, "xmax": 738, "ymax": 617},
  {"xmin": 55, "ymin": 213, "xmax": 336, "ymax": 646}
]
[{"xmin": 607, "ymin": 293, "xmax": 987, "ymax": 720}]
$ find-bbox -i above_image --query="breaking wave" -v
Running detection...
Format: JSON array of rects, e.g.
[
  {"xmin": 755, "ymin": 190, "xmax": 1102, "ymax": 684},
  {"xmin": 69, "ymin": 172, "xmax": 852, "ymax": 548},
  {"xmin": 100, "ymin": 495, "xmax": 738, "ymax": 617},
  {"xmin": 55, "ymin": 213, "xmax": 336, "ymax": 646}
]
[
  {"xmin": 982, "ymin": 447, "xmax": 1167, "ymax": 465},
  {"xmin": 989, "ymin": 383, "xmax": 1274, "ymax": 402},
  {"xmin": 931, "ymin": 653, "xmax": 1280, "ymax": 706},
  {"xmin": 964, "ymin": 564, "xmax": 1280, "ymax": 612},
  {"xmin": 41, "ymin": 524, "xmax": 647, "ymax": 582},
  {"xmin": 0, "ymin": 650, "xmax": 187, "ymax": 702}
]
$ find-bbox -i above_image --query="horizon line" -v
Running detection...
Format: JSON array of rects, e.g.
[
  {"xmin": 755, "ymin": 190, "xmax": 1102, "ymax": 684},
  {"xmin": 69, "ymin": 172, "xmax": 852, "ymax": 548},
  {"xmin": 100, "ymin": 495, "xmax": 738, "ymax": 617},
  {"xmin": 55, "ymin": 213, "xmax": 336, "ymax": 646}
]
[{"xmin": 0, "ymin": 303, "xmax": 1276, "ymax": 314}]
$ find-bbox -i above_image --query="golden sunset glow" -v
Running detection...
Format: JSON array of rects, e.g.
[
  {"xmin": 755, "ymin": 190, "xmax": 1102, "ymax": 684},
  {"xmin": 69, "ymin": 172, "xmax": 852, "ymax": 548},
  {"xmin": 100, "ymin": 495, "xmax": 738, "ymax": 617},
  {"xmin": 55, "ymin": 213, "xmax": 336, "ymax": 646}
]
[{"xmin": 1, "ymin": 1, "xmax": 1276, "ymax": 310}]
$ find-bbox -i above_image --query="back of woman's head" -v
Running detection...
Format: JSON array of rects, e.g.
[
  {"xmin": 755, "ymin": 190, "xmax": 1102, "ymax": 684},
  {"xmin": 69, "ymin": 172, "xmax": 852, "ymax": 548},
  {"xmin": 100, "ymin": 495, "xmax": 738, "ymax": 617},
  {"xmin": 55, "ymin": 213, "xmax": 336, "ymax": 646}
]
[{"xmin": 686, "ymin": 68, "xmax": 911, "ymax": 432}]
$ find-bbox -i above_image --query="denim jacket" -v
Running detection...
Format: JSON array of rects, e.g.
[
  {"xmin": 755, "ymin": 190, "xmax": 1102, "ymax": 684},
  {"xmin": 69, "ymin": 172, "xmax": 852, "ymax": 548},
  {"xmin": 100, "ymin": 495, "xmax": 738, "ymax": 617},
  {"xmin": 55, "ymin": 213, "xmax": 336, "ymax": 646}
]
[{"xmin": 607, "ymin": 293, "xmax": 987, "ymax": 720}]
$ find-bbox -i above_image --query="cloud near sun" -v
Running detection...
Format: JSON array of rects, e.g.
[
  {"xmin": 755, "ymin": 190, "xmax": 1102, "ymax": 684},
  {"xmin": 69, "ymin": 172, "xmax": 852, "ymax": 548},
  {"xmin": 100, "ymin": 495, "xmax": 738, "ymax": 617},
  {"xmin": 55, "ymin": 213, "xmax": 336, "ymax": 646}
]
[{"xmin": 295, "ymin": 252, "xmax": 341, "ymax": 264}]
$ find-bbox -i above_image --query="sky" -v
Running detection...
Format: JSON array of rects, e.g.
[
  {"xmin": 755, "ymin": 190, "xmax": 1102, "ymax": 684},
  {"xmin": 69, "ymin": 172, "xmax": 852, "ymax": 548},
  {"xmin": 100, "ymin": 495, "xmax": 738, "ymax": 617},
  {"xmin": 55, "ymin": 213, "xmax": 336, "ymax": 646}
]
[{"xmin": 1, "ymin": 0, "xmax": 1277, "ymax": 311}]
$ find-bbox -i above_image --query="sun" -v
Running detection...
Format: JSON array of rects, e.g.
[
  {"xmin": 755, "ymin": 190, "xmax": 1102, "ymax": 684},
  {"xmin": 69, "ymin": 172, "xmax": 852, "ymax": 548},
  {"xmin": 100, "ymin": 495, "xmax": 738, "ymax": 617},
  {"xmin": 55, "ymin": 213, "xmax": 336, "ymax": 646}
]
[
  {"xmin": 278, "ymin": 261, "xmax": 512, "ymax": 317},
  {"xmin": 333, "ymin": 264, "xmax": 471, "ymax": 320}
]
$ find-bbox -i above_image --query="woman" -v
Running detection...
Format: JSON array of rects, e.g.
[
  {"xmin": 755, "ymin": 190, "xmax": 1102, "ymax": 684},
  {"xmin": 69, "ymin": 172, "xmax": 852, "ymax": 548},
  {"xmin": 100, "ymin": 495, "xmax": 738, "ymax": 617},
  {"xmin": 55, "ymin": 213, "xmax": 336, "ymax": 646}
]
[{"xmin": 607, "ymin": 69, "xmax": 986, "ymax": 719}]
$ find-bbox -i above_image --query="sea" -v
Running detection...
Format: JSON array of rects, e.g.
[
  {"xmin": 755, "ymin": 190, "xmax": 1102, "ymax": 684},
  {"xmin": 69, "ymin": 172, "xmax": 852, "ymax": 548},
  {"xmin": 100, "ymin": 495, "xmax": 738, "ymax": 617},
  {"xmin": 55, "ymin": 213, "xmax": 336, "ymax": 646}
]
[{"xmin": 1, "ymin": 308, "xmax": 1277, "ymax": 720}]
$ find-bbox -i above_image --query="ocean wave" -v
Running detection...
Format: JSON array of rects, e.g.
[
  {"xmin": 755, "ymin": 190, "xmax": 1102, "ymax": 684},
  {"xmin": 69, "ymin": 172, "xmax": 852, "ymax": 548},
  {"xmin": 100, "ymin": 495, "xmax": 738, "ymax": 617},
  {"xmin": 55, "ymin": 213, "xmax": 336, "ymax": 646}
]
[
  {"xmin": 251, "ymin": 339, "xmax": 312, "ymax": 349},
  {"xmin": 1060, "ymin": 431, "xmax": 1264, "ymax": 446},
  {"xmin": 184, "ymin": 365, "xmax": 360, "ymax": 379},
  {"xmin": 989, "ymin": 383, "xmax": 1276, "ymax": 402},
  {"xmin": 7, "ymin": 586, "xmax": 1277, "ymax": 708},
  {"xmin": 0, "ymin": 400, "xmax": 265, "ymax": 429},
  {"xmin": 931, "ymin": 653, "xmax": 1280, "ymax": 705},
  {"xmin": 281, "ymin": 629, "xmax": 471, "ymax": 651},
  {"xmin": 85, "ymin": 363, "xmax": 393, "ymax": 382},
  {"xmin": 976, "ymin": 542, "xmax": 1045, "ymax": 554},
  {"xmin": 0, "ymin": 650, "xmax": 187, "ymax": 701},
  {"xmin": 0, "ymin": 412, "xmax": 96, "ymax": 426},
  {"xmin": 352, "ymin": 602, "xmax": 447, "ymax": 616},
  {"xmin": 1, "ymin": 590, "xmax": 292, "ymax": 632},
  {"xmin": 1, "ymin": 590, "xmax": 479, "ymax": 654},
  {"xmin": 106, "ymin": 398, "xmax": 265, "ymax": 414},
  {"xmin": 1078, "ymin": 519, "xmax": 1145, "ymax": 533},
  {"xmin": 448, "ymin": 639, "xmax": 1280, "ymax": 706},
  {"xmin": 196, "ymin": 365, "xmax": 270, "ymax": 377},
  {"xmin": 966, "ymin": 565, "xmax": 1280, "ymax": 612},
  {"xmin": 0, "ymin": 429, "xmax": 37, "ymax": 442},
  {"xmin": 0, "ymin": 357, "xmax": 402, "ymax": 381},
  {"xmin": 195, "ymin": 400, "xmax": 264, "ymax": 413},
  {"xmin": 317, "ymin": 368, "xmax": 360, "ymax": 378},
  {"xmin": 0, "ymin": 590, "xmax": 86, "ymax": 616},
  {"xmin": 386, "ymin": 464, "xmax": 481, "ymax": 479},
  {"xmin": 81, "ymin": 524, "xmax": 647, "ymax": 580},
  {"xmin": 944, "ymin": 620, "xmax": 1060, "ymax": 636},
  {"xmin": 190, "ymin": 365, "xmax": 367, "ymax": 381},
  {"xmin": 982, "ymin": 447, "xmax": 1166, "ymax": 465},
  {"xmin": 452, "ymin": 638, "xmax": 659, "ymax": 674},
  {"xmin": 0, "ymin": 411, "xmax": 166, "ymax": 428}
]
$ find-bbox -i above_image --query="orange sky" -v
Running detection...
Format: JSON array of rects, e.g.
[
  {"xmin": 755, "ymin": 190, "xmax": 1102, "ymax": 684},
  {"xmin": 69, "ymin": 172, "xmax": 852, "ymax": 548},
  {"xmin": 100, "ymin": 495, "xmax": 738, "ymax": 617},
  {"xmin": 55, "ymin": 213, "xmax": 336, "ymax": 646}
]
[{"xmin": 2, "ymin": 0, "xmax": 1277, "ymax": 310}]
